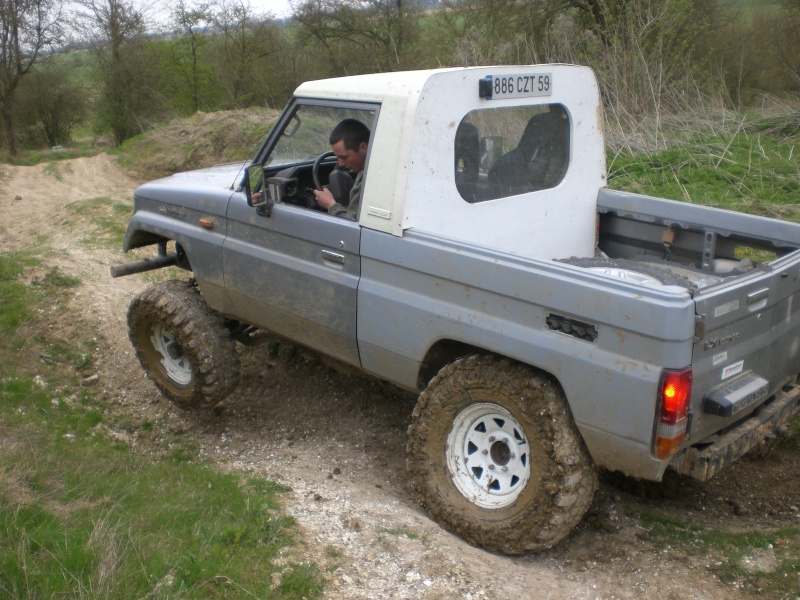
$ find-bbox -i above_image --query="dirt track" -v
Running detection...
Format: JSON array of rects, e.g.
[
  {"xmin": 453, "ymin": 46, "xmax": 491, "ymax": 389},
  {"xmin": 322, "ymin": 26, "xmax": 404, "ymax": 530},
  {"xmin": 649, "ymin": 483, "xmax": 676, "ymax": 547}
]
[{"xmin": 2, "ymin": 155, "xmax": 799, "ymax": 599}]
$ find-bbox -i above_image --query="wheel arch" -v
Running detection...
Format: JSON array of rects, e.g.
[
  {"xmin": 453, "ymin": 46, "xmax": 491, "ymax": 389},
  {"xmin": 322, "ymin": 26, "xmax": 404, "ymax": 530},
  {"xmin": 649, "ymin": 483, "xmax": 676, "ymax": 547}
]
[
  {"xmin": 417, "ymin": 340, "xmax": 570, "ymax": 401},
  {"xmin": 124, "ymin": 230, "xmax": 193, "ymax": 272},
  {"xmin": 125, "ymin": 228, "xmax": 166, "ymax": 251}
]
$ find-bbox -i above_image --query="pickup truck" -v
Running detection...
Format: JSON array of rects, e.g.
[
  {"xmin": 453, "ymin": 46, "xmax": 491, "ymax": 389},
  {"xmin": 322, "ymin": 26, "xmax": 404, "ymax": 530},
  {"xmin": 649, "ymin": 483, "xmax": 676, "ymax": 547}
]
[{"xmin": 113, "ymin": 65, "xmax": 800, "ymax": 555}]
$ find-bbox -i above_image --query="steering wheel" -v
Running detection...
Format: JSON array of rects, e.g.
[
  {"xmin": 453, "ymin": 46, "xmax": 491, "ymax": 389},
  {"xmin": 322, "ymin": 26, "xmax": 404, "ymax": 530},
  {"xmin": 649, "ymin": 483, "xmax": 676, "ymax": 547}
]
[{"xmin": 312, "ymin": 150, "xmax": 336, "ymax": 190}]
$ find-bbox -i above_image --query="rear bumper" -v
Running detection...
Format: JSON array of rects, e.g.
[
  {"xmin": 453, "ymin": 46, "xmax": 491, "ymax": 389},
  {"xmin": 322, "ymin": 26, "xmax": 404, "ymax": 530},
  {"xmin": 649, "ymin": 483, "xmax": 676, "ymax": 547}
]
[{"xmin": 669, "ymin": 381, "xmax": 800, "ymax": 481}]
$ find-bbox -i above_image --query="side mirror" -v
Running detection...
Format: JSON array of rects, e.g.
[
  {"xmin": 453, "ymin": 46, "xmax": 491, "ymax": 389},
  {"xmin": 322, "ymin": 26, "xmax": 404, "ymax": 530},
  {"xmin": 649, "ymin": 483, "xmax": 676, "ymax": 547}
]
[
  {"xmin": 244, "ymin": 164, "xmax": 274, "ymax": 216},
  {"xmin": 245, "ymin": 164, "xmax": 265, "ymax": 206}
]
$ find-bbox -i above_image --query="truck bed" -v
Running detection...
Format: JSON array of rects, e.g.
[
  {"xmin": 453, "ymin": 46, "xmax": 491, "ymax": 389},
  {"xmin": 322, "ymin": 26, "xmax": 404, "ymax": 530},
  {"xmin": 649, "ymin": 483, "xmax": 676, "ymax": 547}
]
[{"xmin": 596, "ymin": 188, "xmax": 800, "ymax": 478}]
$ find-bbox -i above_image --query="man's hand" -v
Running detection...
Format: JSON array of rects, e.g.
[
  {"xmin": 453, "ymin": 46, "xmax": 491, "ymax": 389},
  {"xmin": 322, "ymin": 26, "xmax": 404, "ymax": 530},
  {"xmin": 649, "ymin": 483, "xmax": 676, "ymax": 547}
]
[{"xmin": 314, "ymin": 187, "xmax": 335, "ymax": 210}]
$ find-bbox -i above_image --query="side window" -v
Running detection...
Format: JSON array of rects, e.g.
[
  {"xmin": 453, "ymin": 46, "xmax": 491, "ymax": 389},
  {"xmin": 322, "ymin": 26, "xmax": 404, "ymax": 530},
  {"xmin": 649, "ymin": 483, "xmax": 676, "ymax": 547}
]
[
  {"xmin": 454, "ymin": 104, "xmax": 569, "ymax": 203},
  {"xmin": 266, "ymin": 105, "xmax": 375, "ymax": 169},
  {"xmin": 257, "ymin": 103, "xmax": 376, "ymax": 218}
]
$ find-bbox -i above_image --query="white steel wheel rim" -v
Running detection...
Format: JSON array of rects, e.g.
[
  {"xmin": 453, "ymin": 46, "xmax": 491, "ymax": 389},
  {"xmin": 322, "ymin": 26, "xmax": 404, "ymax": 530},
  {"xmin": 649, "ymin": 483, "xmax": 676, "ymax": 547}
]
[
  {"xmin": 150, "ymin": 324, "xmax": 192, "ymax": 386},
  {"xmin": 446, "ymin": 403, "xmax": 531, "ymax": 509}
]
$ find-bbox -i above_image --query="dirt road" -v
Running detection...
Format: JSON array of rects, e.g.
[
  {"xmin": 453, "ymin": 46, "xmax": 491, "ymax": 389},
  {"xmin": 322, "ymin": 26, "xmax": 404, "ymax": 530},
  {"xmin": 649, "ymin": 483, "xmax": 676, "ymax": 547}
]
[{"xmin": 3, "ymin": 155, "xmax": 797, "ymax": 599}]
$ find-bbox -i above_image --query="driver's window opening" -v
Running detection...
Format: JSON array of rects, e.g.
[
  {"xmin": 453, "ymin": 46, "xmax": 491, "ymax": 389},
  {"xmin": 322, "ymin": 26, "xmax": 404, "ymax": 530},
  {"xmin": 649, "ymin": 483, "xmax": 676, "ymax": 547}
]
[
  {"xmin": 259, "ymin": 105, "xmax": 376, "ymax": 218},
  {"xmin": 455, "ymin": 104, "xmax": 569, "ymax": 203}
]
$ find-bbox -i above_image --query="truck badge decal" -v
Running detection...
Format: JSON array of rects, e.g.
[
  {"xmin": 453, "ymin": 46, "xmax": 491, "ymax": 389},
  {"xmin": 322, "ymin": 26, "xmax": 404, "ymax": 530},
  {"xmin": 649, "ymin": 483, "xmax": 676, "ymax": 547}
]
[
  {"xmin": 159, "ymin": 206, "xmax": 187, "ymax": 219},
  {"xmin": 712, "ymin": 351, "xmax": 728, "ymax": 366},
  {"xmin": 367, "ymin": 206, "xmax": 391, "ymax": 220},
  {"xmin": 703, "ymin": 332, "xmax": 740, "ymax": 351},
  {"xmin": 721, "ymin": 360, "xmax": 744, "ymax": 380}
]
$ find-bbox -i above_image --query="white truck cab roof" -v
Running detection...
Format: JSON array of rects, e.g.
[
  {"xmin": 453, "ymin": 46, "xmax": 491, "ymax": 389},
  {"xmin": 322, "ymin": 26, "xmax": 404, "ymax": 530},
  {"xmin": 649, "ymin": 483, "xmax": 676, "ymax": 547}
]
[{"xmin": 296, "ymin": 65, "xmax": 606, "ymax": 260}]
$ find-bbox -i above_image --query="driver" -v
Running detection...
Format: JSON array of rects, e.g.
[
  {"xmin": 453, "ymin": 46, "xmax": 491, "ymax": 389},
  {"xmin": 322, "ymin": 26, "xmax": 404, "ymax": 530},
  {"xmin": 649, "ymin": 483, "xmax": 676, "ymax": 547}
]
[{"xmin": 313, "ymin": 118, "xmax": 370, "ymax": 221}]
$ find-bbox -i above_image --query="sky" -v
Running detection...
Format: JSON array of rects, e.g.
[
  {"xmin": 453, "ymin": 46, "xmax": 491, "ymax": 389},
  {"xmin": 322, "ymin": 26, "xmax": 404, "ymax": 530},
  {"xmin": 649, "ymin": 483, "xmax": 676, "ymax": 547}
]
[
  {"xmin": 250, "ymin": 0, "xmax": 294, "ymax": 18},
  {"xmin": 148, "ymin": 0, "xmax": 295, "ymax": 22}
]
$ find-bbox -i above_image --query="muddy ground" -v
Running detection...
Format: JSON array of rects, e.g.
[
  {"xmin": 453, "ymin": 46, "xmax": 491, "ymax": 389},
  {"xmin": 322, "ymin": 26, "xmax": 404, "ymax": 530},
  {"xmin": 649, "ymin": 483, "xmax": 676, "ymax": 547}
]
[{"xmin": 2, "ymin": 155, "xmax": 799, "ymax": 599}]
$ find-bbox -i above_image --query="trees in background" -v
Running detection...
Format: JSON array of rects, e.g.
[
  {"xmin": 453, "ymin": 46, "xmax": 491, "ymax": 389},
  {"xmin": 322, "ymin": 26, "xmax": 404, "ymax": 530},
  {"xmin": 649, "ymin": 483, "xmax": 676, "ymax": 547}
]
[
  {"xmin": 211, "ymin": 0, "xmax": 285, "ymax": 108},
  {"xmin": 430, "ymin": 0, "xmax": 562, "ymax": 66},
  {"xmin": 74, "ymin": 0, "xmax": 162, "ymax": 145},
  {"xmin": 565, "ymin": 0, "xmax": 718, "ymax": 116},
  {"xmin": 777, "ymin": 0, "xmax": 800, "ymax": 92},
  {"xmin": 292, "ymin": 0, "xmax": 423, "ymax": 73},
  {"xmin": 16, "ymin": 65, "xmax": 86, "ymax": 146},
  {"xmin": 3, "ymin": 0, "xmax": 800, "ymax": 154},
  {"xmin": 167, "ymin": 0, "xmax": 219, "ymax": 114},
  {"xmin": 0, "ymin": 0, "xmax": 63, "ymax": 154}
]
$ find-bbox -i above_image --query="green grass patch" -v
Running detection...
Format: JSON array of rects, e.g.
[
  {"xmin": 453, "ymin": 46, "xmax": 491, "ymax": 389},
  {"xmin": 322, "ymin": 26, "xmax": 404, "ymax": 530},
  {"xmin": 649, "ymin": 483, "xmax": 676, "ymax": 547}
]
[
  {"xmin": 608, "ymin": 118, "xmax": 800, "ymax": 222},
  {"xmin": 113, "ymin": 108, "xmax": 276, "ymax": 179},
  {"xmin": 640, "ymin": 512, "xmax": 800, "ymax": 596},
  {"xmin": 0, "ymin": 143, "xmax": 104, "ymax": 166},
  {"xmin": 34, "ymin": 266, "xmax": 82, "ymax": 289},
  {"xmin": 0, "ymin": 249, "xmax": 323, "ymax": 599},
  {"xmin": 0, "ymin": 391, "xmax": 314, "ymax": 598},
  {"xmin": 1, "ymin": 258, "xmax": 81, "ymax": 349},
  {"xmin": 0, "ymin": 252, "xmax": 40, "ymax": 330},
  {"xmin": 66, "ymin": 197, "xmax": 131, "ymax": 248},
  {"xmin": 787, "ymin": 413, "xmax": 800, "ymax": 452},
  {"xmin": 376, "ymin": 525, "xmax": 425, "ymax": 541}
]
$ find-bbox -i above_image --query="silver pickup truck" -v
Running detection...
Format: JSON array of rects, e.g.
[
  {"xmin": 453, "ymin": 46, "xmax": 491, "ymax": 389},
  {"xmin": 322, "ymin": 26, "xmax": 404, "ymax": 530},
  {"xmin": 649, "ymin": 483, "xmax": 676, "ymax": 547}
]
[{"xmin": 113, "ymin": 65, "xmax": 800, "ymax": 554}]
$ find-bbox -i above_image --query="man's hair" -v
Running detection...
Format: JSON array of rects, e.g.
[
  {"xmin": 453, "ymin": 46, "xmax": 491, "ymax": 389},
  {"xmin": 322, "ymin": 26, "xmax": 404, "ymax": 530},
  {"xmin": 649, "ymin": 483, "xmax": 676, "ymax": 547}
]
[{"xmin": 330, "ymin": 119, "xmax": 370, "ymax": 151}]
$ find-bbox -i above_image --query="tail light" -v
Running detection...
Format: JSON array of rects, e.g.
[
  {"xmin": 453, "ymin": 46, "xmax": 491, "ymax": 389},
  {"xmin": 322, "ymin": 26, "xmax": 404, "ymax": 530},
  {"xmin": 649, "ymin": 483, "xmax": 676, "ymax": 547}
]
[{"xmin": 654, "ymin": 367, "xmax": 693, "ymax": 459}]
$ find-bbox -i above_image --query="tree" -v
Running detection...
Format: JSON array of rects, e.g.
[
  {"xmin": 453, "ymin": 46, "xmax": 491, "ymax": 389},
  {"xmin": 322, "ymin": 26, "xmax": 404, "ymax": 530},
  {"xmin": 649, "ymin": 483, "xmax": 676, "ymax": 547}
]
[
  {"xmin": 74, "ymin": 0, "xmax": 161, "ymax": 144},
  {"xmin": 776, "ymin": 0, "xmax": 800, "ymax": 91},
  {"xmin": 0, "ymin": 0, "xmax": 63, "ymax": 154},
  {"xmin": 168, "ymin": 0, "xmax": 217, "ymax": 113},
  {"xmin": 16, "ymin": 63, "xmax": 86, "ymax": 145},
  {"xmin": 211, "ymin": 0, "xmax": 284, "ymax": 108},
  {"xmin": 292, "ymin": 0, "xmax": 423, "ymax": 74},
  {"xmin": 551, "ymin": 0, "xmax": 718, "ymax": 116},
  {"xmin": 431, "ymin": 0, "xmax": 563, "ymax": 66}
]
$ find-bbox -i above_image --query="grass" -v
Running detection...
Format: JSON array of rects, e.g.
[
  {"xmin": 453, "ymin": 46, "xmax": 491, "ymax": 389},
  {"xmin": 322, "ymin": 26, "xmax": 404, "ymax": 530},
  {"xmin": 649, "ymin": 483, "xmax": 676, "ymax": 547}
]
[
  {"xmin": 112, "ymin": 108, "xmax": 277, "ymax": 179},
  {"xmin": 0, "ymin": 141, "xmax": 104, "ymax": 166},
  {"xmin": 640, "ymin": 511, "xmax": 800, "ymax": 596},
  {"xmin": 609, "ymin": 113, "xmax": 800, "ymax": 596},
  {"xmin": 4, "ymin": 104, "xmax": 800, "ymax": 597},
  {"xmin": 607, "ymin": 114, "xmax": 800, "ymax": 222},
  {"xmin": 66, "ymin": 197, "xmax": 132, "ymax": 248},
  {"xmin": 0, "ymin": 249, "xmax": 324, "ymax": 599},
  {"xmin": 0, "ymin": 409, "xmax": 311, "ymax": 598},
  {"xmin": 376, "ymin": 525, "xmax": 427, "ymax": 542}
]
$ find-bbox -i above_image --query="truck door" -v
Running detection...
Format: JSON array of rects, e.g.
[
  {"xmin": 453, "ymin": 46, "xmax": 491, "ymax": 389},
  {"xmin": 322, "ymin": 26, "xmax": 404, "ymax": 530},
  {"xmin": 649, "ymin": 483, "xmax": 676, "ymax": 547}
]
[
  {"xmin": 220, "ymin": 101, "xmax": 378, "ymax": 368},
  {"xmin": 222, "ymin": 201, "xmax": 362, "ymax": 366}
]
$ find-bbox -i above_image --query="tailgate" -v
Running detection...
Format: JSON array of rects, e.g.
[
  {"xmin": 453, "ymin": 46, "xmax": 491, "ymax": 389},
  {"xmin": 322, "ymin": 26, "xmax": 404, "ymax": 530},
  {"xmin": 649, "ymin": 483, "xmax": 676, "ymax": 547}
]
[{"xmin": 689, "ymin": 251, "xmax": 800, "ymax": 445}]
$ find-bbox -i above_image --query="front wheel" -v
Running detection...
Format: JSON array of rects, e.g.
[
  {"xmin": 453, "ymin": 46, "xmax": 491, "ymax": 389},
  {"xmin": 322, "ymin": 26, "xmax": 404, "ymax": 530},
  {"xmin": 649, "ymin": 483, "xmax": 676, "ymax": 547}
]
[
  {"xmin": 128, "ymin": 280, "xmax": 239, "ymax": 409},
  {"xmin": 407, "ymin": 355, "xmax": 597, "ymax": 554}
]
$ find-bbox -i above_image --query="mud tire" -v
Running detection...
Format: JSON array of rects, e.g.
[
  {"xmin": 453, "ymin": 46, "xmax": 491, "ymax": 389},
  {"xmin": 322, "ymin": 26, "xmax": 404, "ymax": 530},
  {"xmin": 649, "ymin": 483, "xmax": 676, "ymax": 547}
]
[
  {"xmin": 128, "ymin": 280, "xmax": 239, "ymax": 409},
  {"xmin": 407, "ymin": 354, "xmax": 597, "ymax": 554}
]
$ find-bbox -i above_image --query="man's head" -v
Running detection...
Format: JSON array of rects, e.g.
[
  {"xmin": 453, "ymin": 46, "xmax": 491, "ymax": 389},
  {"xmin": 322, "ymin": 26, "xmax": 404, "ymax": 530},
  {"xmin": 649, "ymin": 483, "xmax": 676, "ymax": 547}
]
[{"xmin": 330, "ymin": 118, "xmax": 370, "ymax": 172}]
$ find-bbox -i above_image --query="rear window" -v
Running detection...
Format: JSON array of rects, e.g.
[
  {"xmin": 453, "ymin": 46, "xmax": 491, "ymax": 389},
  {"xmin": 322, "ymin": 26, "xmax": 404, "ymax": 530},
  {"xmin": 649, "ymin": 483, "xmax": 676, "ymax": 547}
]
[{"xmin": 454, "ymin": 104, "xmax": 569, "ymax": 203}]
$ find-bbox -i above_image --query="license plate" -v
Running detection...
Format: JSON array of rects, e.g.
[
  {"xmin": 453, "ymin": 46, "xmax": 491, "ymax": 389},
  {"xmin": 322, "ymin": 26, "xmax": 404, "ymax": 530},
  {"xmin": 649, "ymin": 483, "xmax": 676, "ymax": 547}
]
[{"xmin": 480, "ymin": 74, "xmax": 552, "ymax": 100}]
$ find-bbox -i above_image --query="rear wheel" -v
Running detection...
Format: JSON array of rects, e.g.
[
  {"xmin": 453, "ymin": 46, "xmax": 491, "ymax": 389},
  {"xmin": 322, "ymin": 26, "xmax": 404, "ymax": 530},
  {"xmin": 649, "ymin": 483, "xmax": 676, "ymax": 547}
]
[
  {"xmin": 128, "ymin": 280, "xmax": 239, "ymax": 409},
  {"xmin": 407, "ymin": 354, "xmax": 597, "ymax": 554}
]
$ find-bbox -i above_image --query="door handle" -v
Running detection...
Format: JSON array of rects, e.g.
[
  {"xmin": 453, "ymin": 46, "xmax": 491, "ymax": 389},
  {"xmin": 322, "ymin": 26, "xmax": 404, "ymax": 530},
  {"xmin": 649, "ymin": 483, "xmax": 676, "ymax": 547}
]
[{"xmin": 321, "ymin": 249, "xmax": 345, "ymax": 265}]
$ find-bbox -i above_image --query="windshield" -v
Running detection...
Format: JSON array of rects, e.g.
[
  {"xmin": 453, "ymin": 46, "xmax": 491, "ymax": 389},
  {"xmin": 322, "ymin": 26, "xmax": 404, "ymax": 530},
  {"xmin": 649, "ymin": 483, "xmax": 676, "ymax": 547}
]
[{"xmin": 265, "ymin": 104, "xmax": 377, "ymax": 169}]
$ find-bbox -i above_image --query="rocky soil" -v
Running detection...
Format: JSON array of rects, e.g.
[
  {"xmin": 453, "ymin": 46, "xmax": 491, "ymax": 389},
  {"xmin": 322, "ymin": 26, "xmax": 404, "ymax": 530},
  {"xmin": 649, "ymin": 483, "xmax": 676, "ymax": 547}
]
[{"xmin": 2, "ymin": 155, "xmax": 799, "ymax": 599}]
